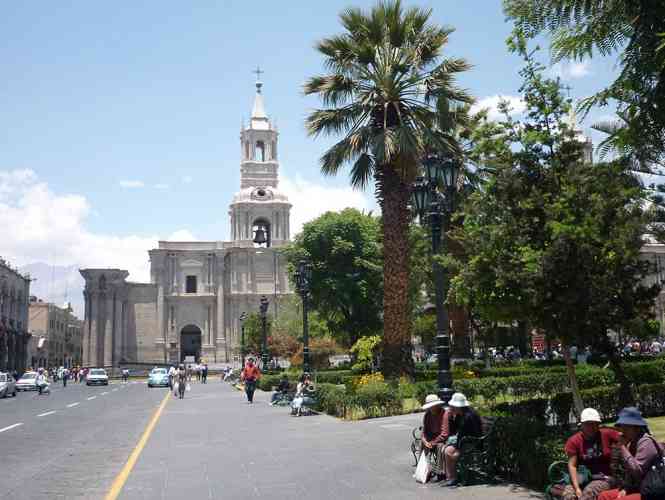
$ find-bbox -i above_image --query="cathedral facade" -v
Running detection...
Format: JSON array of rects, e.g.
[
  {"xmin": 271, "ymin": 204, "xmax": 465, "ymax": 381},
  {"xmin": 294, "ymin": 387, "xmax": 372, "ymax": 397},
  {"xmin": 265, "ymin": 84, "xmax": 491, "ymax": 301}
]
[{"xmin": 80, "ymin": 80, "xmax": 292, "ymax": 367}]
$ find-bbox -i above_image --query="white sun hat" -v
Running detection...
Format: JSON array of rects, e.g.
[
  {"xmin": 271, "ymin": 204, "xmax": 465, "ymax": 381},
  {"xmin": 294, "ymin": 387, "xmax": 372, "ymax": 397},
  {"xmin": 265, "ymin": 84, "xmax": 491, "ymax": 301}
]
[
  {"xmin": 580, "ymin": 408, "xmax": 601, "ymax": 423},
  {"xmin": 448, "ymin": 392, "xmax": 470, "ymax": 408},
  {"xmin": 422, "ymin": 394, "xmax": 445, "ymax": 410}
]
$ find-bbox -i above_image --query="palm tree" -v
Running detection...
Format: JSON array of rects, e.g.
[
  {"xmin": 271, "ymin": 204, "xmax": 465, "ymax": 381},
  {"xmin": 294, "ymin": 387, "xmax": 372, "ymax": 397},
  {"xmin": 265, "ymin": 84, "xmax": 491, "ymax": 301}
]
[{"xmin": 304, "ymin": 0, "xmax": 472, "ymax": 377}]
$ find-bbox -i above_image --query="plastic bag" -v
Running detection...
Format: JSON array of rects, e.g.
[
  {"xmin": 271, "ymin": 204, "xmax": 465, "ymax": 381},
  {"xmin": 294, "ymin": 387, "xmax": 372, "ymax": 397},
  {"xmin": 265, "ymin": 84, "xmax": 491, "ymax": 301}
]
[
  {"xmin": 173, "ymin": 382, "xmax": 179, "ymax": 395},
  {"xmin": 413, "ymin": 452, "xmax": 430, "ymax": 484},
  {"xmin": 186, "ymin": 383, "xmax": 191, "ymax": 392}
]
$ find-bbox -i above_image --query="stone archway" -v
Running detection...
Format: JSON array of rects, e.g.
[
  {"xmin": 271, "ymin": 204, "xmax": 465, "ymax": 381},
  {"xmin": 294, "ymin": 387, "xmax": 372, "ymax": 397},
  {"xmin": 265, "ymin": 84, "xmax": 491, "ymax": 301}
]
[{"xmin": 180, "ymin": 324, "xmax": 202, "ymax": 363}]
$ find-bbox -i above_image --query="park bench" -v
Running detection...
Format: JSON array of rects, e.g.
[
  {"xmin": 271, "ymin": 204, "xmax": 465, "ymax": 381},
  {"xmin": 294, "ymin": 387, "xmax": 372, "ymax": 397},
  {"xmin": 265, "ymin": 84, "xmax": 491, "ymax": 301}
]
[{"xmin": 410, "ymin": 416, "xmax": 498, "ymax": 485}]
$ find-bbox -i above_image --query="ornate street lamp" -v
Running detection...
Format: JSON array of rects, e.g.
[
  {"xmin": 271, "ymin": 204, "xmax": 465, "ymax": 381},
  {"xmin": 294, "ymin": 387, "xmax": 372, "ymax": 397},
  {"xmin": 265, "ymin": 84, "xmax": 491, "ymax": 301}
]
[
  {"xmin": 294, "ymin": 259, "xmax": 313, "ymax": 374},
  {"xmin": 411, "ymin": 154, "xmax": 460, "ymax": 405},
  {"xmin": 259, "ymin": 296, "xmax": 269, "ymax": 371},
  {"xmin": 239, "ymin": 312, "xmax": 247, "ymax": 369}
]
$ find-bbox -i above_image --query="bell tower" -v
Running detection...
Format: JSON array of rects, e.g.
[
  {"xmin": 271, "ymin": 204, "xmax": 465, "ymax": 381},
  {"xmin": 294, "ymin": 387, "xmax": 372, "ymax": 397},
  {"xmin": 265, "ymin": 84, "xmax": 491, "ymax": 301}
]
[{"xmin": 229, "ymin": 73, "xmax": 291, "ymax": 247}]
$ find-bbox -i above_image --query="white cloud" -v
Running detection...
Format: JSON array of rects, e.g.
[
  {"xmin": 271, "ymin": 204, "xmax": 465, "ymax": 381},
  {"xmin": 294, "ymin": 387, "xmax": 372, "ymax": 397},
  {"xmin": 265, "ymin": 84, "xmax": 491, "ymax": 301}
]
[
  {"xmin": 470, "ymin": 95, "xmax": 526, "ymax": 121},
  {"xmin": 0, "ymin": 169, "xmax": 157, "ymax": 286},
  {"xmin": 154, "ymin": 183, "xmax": 169, "ymax": 190},
  {"xmin": 182, "ymin": 175, "xmax": 193, "ymax": 184},
  {"xmin": 550, "ymin": 61, "xmax": 590, "ymax": 80},
  {"xmin": 280, "ymin": 175, "xmax": 377, "ymax": 237},
  {"xmin": 119, "ymin": 180, "xmax": 145, "ymax": 188}
]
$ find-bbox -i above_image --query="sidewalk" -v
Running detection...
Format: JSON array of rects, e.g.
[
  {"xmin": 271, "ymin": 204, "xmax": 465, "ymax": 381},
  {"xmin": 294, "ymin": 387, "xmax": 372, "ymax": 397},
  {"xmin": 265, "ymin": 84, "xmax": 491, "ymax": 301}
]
[{"xmin": 120, "ymin": 383, "xmax": 544, "ymax": 499}]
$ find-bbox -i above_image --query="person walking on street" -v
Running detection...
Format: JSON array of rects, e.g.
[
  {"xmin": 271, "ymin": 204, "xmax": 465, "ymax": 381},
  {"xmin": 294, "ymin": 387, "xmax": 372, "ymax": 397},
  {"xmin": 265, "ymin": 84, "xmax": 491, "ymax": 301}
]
[
  {"xmin": 241, "ymin": 357, "xmax": 261, "ymax": 404},
  {"xmin": 177, "ymin": 364, "xmax": 187, "ymax": 399},
  {"xmin": 201, "ymin": 363, "xmax": 208, "ymax": 384},
  {"xmin": 36, "ymin": 368, "xmax": 48, "ymax": 396},
  {"xmin": 62, "ymin": 367, "xmax": 69, "ymax": 388},
  {"xmin": 168, "ymin": 365, "xmax": 176, "ymax": 390}
]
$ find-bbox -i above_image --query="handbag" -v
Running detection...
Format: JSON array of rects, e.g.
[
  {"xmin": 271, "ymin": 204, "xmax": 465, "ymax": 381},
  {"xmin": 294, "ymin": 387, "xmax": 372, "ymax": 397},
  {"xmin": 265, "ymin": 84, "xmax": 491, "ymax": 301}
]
[
  {"xmin": 186, "ymin": 383, "xmax": 191, "ymax": 392},
  {"xmin": 413, "ymin": 451, "xmax": 431, "ymax": 484},
  {"xmin": 640, "ymin": 436, "xmax": 665, "ymax": 500}
]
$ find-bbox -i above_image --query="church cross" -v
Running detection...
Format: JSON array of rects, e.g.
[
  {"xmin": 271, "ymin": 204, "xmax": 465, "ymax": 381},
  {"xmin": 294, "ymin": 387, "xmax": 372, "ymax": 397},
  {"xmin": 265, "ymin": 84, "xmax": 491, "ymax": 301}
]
[
  {"xmin": 253, "ymin": 66, "xmax": 264, "ymax": 82},
  {"xmin": 563, "ymin": 84, "xmax": 573, "ymax": 99}
]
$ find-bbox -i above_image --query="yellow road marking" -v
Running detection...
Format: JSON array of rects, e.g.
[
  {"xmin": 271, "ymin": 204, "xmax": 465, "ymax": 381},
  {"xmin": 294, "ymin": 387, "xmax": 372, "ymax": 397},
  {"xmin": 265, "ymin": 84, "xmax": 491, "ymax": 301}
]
[{"xmin": 105, "ymin": 391, "xmax": 170, "ymax": 500}]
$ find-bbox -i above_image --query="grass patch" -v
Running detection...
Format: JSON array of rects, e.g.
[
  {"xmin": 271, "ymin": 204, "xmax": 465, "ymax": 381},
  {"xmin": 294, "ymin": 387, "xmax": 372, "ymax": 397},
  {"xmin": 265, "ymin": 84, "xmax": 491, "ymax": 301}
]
[{"xmin": 648, "ymin": 416, "xmax": 665, "ymax": 442}]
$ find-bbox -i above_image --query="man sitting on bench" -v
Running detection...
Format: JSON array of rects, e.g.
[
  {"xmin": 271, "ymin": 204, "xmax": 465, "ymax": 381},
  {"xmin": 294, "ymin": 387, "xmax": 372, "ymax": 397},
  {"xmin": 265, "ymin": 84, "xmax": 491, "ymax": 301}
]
[{"xmin": 442, "ymin": 392, "xmax": 482, "ymax": 487}]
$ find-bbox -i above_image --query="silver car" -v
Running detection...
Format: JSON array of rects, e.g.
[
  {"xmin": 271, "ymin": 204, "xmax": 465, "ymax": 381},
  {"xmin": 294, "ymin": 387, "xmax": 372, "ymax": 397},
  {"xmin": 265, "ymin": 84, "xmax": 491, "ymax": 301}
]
[
  {"xmin": 0, "ymin": 373, "xmax": 17, "ymax": 398},
  {"xmin": 86, "ymin": 368, "xmax": 109, "ymax": 386},
  {"xmin": 15, "ymin": 371, "xmax": 38, "ymax": 392}
]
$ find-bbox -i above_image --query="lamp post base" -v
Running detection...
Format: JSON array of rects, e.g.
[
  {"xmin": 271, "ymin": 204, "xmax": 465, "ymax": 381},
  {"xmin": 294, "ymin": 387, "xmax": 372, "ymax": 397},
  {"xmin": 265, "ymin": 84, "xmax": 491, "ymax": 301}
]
[{"xmin": 438, "ymin": 387, "xmax": 454, "ymax": 405}]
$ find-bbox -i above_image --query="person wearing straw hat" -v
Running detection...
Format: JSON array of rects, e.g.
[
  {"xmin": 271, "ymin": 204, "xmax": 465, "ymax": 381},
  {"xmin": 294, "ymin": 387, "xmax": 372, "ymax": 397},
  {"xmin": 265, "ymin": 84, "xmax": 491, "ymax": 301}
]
[
  {"xmin": 598, "ymin": 407, "xmax": 665, "ymax": 500},
  {"xmin": 420, "ymin": 394, "xmax": 448, "ymax": 481},
  {"xmin": 442, "ymin": 392, "xmax": 482, "ymax": 487},
  {"xmin": 558, "ymin": 408, "xmax": 620, "ymax": 500}
]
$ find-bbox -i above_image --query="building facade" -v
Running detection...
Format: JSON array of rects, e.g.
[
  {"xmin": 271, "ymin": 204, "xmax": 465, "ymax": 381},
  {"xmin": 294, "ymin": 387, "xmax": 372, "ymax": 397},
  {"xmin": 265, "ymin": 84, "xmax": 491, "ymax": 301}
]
[
  {"xmin": 28, "ymin": 298, "xmax": 83, "ymax": 369},
  {"xmin": 0, "ymin": 258, "xmax": 31, "ymax": 373},
  {"xmin": 80, "ymin": 80, "xmax": 292, "ymax": 368}
]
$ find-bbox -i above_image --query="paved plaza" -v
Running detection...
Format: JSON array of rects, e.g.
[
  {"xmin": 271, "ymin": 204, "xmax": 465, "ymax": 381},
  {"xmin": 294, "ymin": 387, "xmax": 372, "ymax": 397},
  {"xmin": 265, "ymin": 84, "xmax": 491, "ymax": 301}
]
[{"xmin": 0, "ymin": 380, "xmax": 543, "ymax": 499}]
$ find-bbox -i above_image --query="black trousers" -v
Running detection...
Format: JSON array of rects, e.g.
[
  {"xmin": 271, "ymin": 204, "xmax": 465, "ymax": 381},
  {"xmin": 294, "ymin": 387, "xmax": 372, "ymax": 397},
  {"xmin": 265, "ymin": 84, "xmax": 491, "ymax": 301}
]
[{"xmin": 245, "ymin": 380, "xmax": 256, "ymax": 402}]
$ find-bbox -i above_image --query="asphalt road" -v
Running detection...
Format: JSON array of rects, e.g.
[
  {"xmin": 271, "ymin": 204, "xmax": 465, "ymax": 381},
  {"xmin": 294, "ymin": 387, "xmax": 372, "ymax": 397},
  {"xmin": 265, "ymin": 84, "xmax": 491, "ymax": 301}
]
[{"xmin": 0, "ymin": 379, "xmax": 167, "ymax": 499}]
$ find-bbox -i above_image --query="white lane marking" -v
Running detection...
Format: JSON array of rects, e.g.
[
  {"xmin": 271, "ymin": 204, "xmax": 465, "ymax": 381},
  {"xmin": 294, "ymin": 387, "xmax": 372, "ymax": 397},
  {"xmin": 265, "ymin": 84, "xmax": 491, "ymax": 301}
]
[
  {"xmin": 112, "ymin": 388, "xmax": 118, "ymax": 392},
  {"xmin": 87, "ymin": 396, "xmax": 96, "ymax": 400},
  {"xmin": 0, "ymin": 423, "xmax": 23, "ymax": 433},
  {"xmin": 37, "ymin": 411, "xmax": 56, "ymax": 417},
  {"xmin": 101, "ymin": 392, "xmax": 109, "ymax": 395},
  {"xmin": 66, "ymin": 402, "xmax": 80, "ymax": 408}
]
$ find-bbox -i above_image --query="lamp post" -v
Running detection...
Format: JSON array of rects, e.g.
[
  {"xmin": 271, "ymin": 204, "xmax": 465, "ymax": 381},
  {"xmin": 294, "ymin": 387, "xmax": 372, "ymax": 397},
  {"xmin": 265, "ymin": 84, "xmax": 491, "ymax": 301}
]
[
  {"xmin": 259, "ymin": 296, "xmax": 269, "ymax": 372},
  {"xmin": 294, "ymin": 259, "xmax": 313, "ymax": 374},
  {"xmin": 411, "ymin": 154, "xmax": 460, "ymax": 405},
  {"xmin": 239, "ymin": 312, "xmax": 247, "ymax": 369}
]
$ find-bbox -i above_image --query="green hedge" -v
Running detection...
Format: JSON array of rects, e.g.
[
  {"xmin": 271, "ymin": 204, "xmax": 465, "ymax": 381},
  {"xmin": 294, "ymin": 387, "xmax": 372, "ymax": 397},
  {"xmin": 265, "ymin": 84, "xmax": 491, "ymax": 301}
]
[
  {"xmin": 314, "ymin": 381, "xmax": 402, "ymax": 419},
  {"xmin": 255, "ymin": 369, "xmax": 355, "ymax": 392},
  {"xmin": 492, "ymin": 382, "xmax": 665, "ymax": 426}
]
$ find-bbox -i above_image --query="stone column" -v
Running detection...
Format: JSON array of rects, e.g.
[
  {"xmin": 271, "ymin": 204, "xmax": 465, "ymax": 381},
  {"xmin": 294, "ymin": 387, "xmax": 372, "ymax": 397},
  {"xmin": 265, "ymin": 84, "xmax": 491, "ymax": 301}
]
[
  {"xmin": 216, "ymin": 269, "xmax": 225, "ymax": 361},
  {"xmin": 104, "ymin": 293, "xmax": 114, "ymax": 368},
  {"xmin": 113, "ymin": 291, "xmax": 123, "ymax": 367},
  {"xmin": 0, "ymin": 330, "xmax": 6, "ymax": 372}
]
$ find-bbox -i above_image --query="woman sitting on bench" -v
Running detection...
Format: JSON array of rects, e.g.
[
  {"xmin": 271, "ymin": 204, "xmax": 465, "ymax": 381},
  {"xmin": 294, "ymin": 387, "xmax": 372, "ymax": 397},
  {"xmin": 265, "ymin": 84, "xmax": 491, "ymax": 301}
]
[{"xmin": 420, "ymin": 394, "xmax": 448, "ymax": 482}]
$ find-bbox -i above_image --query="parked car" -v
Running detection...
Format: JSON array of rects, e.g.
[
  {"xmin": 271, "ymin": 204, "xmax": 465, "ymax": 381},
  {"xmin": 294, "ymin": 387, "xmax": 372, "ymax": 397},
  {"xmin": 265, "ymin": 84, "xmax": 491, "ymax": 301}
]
[
  {"xmin": 147, "ymin": 367, "xmax": 169, "ymax": 388},
  {"xmin": 15, "ymin": 371, "xmax": 38, "ymax": 392},
  {"xmin": 0, "ymin": 373, "xmax": 17, "ymax": 398},
  {"xmin": 86, "ymin": 368, "xmax": 109, "ymax": 386}
]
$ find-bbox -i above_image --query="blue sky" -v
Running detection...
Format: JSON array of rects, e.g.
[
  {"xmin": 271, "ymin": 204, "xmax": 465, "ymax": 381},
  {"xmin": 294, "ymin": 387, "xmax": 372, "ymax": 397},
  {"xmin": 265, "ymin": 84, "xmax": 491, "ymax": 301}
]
[{"xmin": 1, "ymin": 1, "xmax": 621, "ymax": 293}]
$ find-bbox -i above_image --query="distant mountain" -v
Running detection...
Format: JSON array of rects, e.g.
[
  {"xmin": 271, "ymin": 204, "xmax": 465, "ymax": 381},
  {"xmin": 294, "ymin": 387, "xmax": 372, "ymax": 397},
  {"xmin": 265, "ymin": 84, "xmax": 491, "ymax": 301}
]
[{"xmin": 19, "ymin": 263, "xmax": 85, "ymax": 318}]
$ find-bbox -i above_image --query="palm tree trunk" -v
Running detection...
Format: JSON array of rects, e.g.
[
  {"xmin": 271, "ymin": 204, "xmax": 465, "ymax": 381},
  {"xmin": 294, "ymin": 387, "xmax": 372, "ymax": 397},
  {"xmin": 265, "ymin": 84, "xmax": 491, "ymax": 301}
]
[
  {"xmin": 378, "ymin": 164, "xmax": 414, "ymax": 378},
  {"xmin": 449, "ymin": 305, "xmax": 470, "ymax": 358}
]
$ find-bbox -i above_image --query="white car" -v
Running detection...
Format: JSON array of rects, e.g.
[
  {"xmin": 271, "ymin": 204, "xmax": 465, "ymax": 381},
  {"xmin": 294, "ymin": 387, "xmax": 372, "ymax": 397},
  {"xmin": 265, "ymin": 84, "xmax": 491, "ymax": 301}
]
[
  {"xmin": 0, "ymin": 373, "xmax": 17, "ymax": 398},
  {"xmin": 16, "ymin": 371, "xmax": 38, "ymax": 391},
  {"xmin": 86, "ymin": 368, "xmax": 109, "ymax": 386}
]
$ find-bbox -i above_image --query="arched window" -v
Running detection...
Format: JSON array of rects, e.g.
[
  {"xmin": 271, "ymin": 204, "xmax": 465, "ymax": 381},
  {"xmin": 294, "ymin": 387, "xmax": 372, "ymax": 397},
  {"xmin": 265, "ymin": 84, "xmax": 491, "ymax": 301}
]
[
  {"xmin": 256, "ymin": 141, "xmax": 266, "ymax": 162},
  {"xmin": 252, "ymin": 218, "xmax": 271, "ymax": 248},
  {"xmin": 272, "ymin": 141, "xmax": 277, "ymax": 160}
]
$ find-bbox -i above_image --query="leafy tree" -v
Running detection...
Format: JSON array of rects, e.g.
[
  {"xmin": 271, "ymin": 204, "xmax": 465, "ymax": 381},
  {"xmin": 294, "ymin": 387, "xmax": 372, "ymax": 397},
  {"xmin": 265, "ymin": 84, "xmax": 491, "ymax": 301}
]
[
  {"xmin": 283, "ymin": 209, "xmax": 383, "ymax": 347},
  {"xmin": 349, "ymin": 335, "xmax": 382, "ymax": 373},
  {"xmin": 290, "ymin": 336, "xmax": 343, "ymax": 370},
  {"xmin": 451, "ymin": 32, "xmax": 660, "ymax": 412},
  {"xmin": 242, "ymin": 312, "xmax": 268, "ymax": 359},
  {"xmin": 504, "ymin": 0, "xmax": 665, "ymax": 171},
  {"xmin": 304, "ymin": 0, "xmax": 472, "ymax": 377}
]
